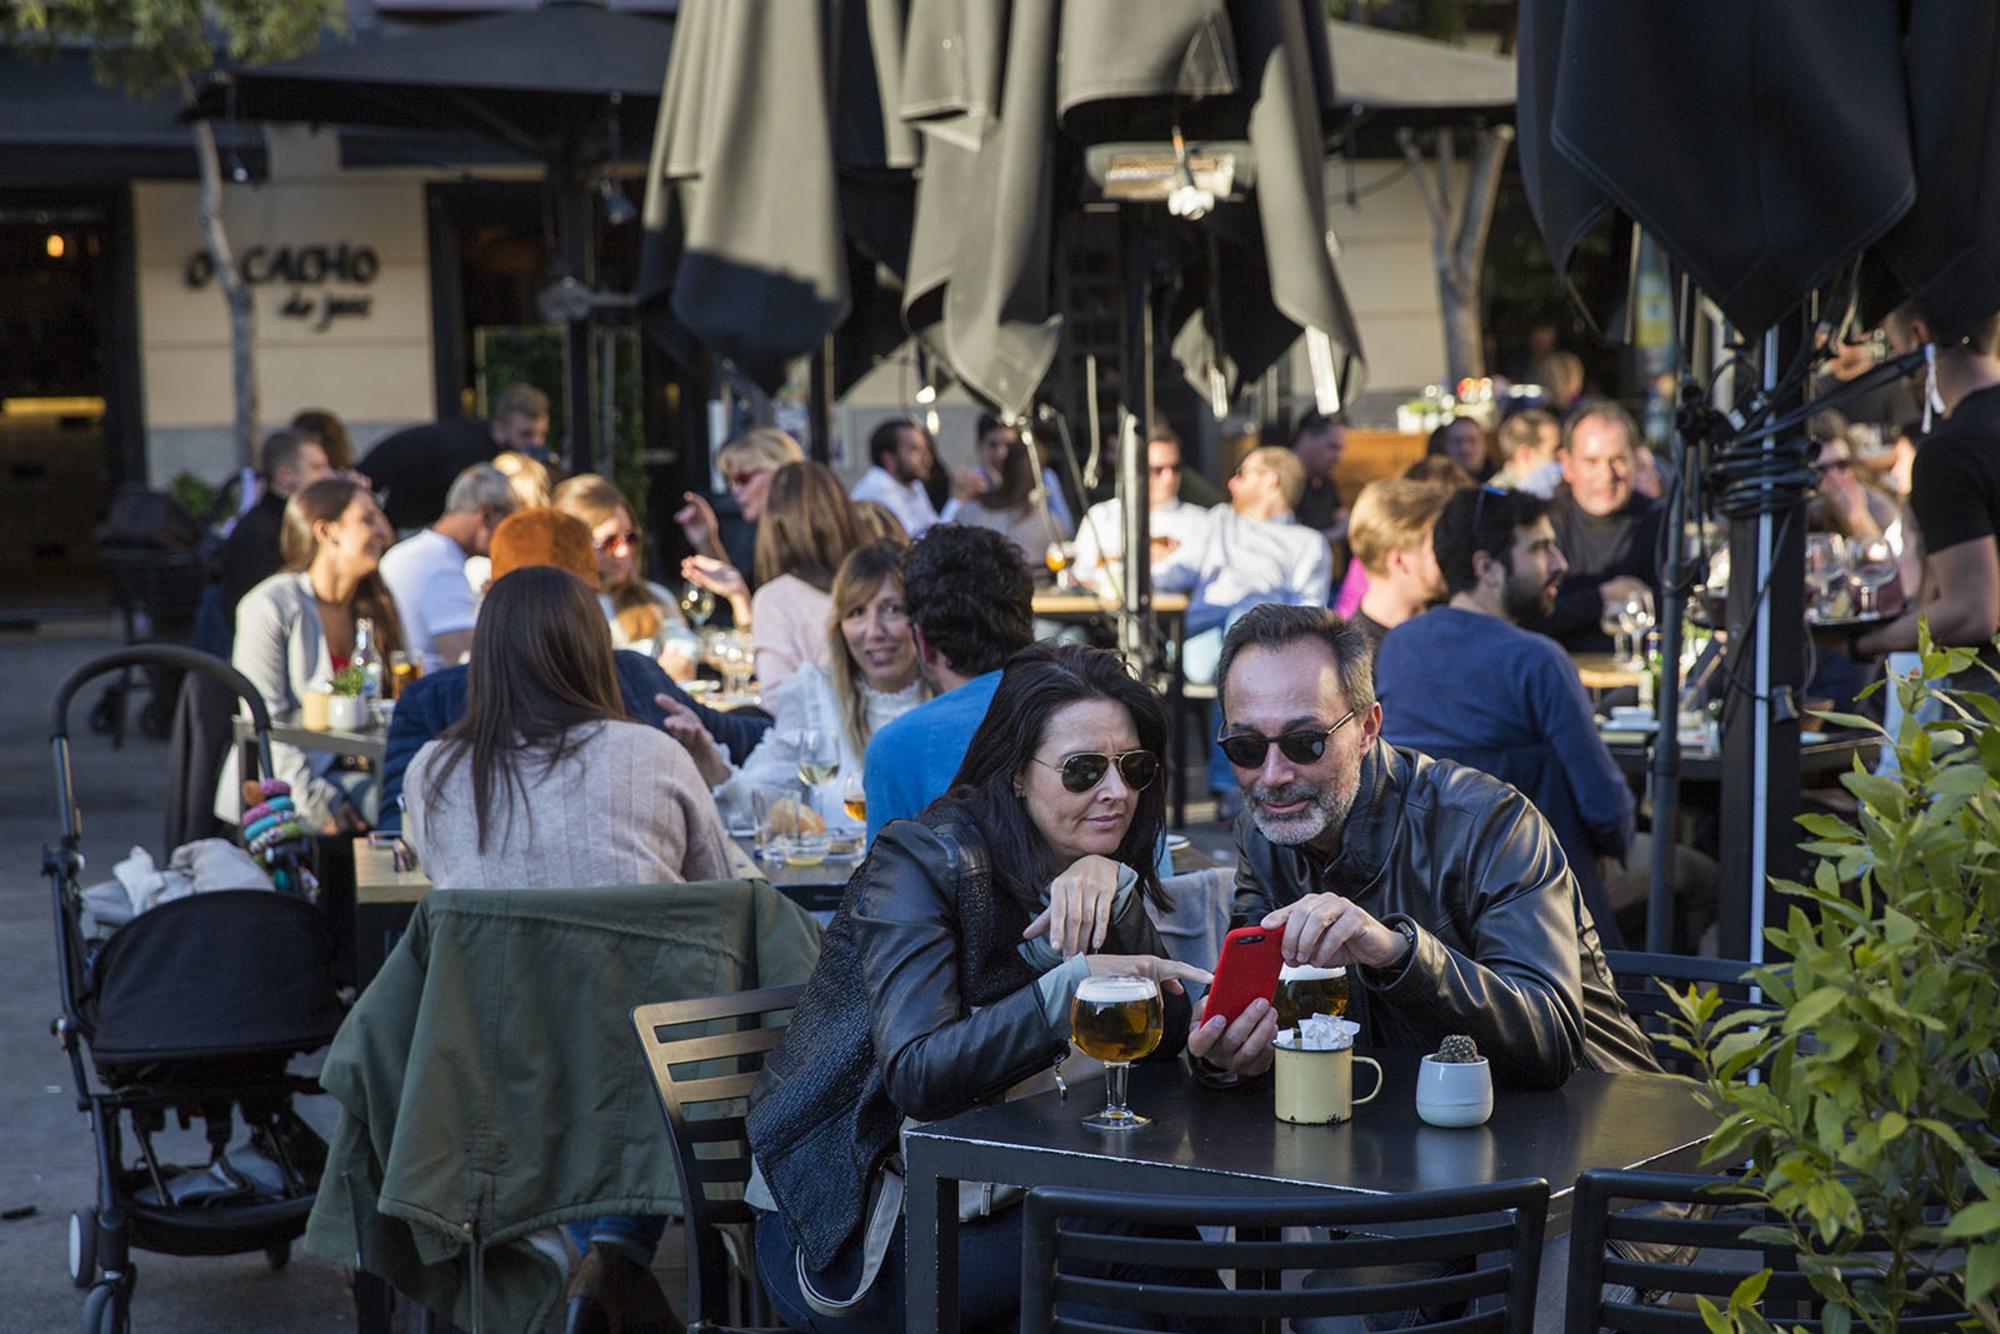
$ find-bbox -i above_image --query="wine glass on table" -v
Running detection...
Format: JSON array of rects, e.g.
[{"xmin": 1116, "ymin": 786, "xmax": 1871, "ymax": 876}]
[
  {"xmin": 841, "ymin": 770, "xmax": 867, "ymax": 826},
  {"xmin": 796, "ymin": 728, "xmax": 840, "ymax": 800},
  {"xmin": 1804, "ymin": 534, "xmax": 1849, "ymax": 622},
  {"xmin": 1618, "ymin": 589, "xmax": 1656, "ymax": 671},
  {"xmin": 1849, "ymin": 536, "xmax": 1900, "ymax": 618},
  {"xmin": 1599, "ymin": 602, "xmax": 1629, "ymax": 665}
]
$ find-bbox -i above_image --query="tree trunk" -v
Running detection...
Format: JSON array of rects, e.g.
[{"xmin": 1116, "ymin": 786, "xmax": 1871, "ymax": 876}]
[
  {"xmin": 1398, "ymin": 124, "xmax": 1517, "ymax": 389},
  {"xmin": 187, "ymin": 105, "xmax": 257, "ymax": 472}
]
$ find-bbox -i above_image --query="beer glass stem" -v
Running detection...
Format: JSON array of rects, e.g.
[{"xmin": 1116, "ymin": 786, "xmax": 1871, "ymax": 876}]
[{"xmin": 1104, "ymin": 1063, "xmax": 1131, "ymax": 1120}]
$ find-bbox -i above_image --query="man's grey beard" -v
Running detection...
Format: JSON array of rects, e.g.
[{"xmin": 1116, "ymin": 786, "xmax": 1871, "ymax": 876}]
[{"xmin": 1246, "ymin": 771, "xmax": 1358, "ymax": 847}]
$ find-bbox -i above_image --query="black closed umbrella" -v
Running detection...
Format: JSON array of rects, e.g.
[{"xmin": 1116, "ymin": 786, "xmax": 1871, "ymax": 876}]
[
  {"xmin": 189, "ymin": 2, "xmax": 676, "ymax": 473},
  {"xmin": 1519, "ymin": 0, "xmax": 2000, "ymax": 342}
]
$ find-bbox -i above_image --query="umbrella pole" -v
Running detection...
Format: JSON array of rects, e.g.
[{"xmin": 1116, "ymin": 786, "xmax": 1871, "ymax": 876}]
[
  {"xmin": 1118, "ymin": 211, "xmax": 1155, "ymax": 672},
  {"xmin": 1646, "ymin": 399, "xmax": 1691, "ymax": 952},
  {"xmin": 555, "ymin": 152, "xmax": 596, "ymax": 476}
]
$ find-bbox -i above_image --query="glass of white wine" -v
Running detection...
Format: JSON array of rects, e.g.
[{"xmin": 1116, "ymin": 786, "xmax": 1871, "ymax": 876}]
[{"xmin": 796, "ymin": 729, "xmax": 841, "ymax": 792}]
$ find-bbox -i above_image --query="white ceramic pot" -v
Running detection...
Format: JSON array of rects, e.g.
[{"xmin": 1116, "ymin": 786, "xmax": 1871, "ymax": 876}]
[
  {"xmin": 326, "ymin": 694, "xmax": 367, "ymax": 731},
  {"xmin": 1415, "ymin": 1053, "xmax": 1493, "ymax": 1128}
]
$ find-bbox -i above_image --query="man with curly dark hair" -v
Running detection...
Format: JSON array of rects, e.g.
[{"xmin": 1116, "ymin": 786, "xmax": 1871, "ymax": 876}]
[{"xmin": 860, "ymin": 523, "xmax": 1035, "ymax": 842}]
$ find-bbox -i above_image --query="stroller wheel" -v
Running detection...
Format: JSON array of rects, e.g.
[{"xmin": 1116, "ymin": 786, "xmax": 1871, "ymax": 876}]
[
  {"xmin": 68, "ymin": 1208, "xmax": 97, "ymax": 1288},
  {"xmin": 265, "ymin": 1240, "xmax": 291, "ymax": 1271},
  {"xmin": 81, "ymin": 1280, "xmax": 127, "ymax": 1334},
  {"xmin": 86, "ymin": 692, "xmax": 119, "ymax": 736}
]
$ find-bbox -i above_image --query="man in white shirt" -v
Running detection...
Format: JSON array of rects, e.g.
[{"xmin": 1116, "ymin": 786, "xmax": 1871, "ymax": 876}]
[
  {"xmin": 379, "ymin": 463, "xmax": 517, "ymax": 671},
  {"xmin": 1072, "ymin": 425, "xmax": 1212, "ymax": 596},
  {"xmin": 849, "ymin": 417, "xmax": 939, "ymax": 537},
  {"xmin": 1155, "ymin": 445, "xmax": 1333, "ymax": 812}
]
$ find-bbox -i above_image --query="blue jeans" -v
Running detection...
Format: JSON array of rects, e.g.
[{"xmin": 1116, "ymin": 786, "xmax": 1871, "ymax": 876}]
[
  {"xmin": 563, "ymin": 1214, "xmax": 666, "ymax": 1267},
  {"xmin": 752, "ymin": 1204, "xmax": 1224, "ymax": 1333}
]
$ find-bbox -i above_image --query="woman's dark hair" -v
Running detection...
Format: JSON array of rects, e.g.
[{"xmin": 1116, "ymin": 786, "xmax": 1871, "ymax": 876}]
[
  {"xmin": 942, "ymin": 643, "xmax": 1171, "ymax": 915},
  {"xmin": 1431, "ymin": 485, "xmax": 1550, "ymax": 596},
  {"xmin": 752, "ymin": 460, "xmax": 862, "ymax": 591},
  {"xmin": 290, "ymin": 408, "xmax": 353, "ymax": 468},
  {"xmin": 281, "ymin": 477, "xmax": 404, "ymax": 658},
  {"xmin": 902, "ymin": 523, "xmax": 1034, "ymax": 677},
  {"xmin": 422, "ymin": 566, "xmax": 625, "ymax": 853},
  {"xmin": 975, "ymin": 428, "xmax": 1036, "ymax": 514}
]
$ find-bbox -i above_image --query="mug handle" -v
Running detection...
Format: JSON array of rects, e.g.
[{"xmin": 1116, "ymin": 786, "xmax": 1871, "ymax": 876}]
[{"xmin": 1352, "ymin": 1055, "xmax": 1384, "ymax": 1107}]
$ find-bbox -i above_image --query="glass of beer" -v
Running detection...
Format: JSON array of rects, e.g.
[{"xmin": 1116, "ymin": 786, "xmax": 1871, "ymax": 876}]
[
  {"xmin": 1274, "ymin": 964, "xmax": 1349, "ymax": 1031},
  {"xmin": 1070, "ymin": 974, "xmax": 1163, "ymax": 1131}
]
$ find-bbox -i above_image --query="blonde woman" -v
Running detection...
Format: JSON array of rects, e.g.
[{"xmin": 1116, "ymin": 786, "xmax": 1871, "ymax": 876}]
[
  {"xmin": 552, "ymin": 474, "xmax": 697, "ymax": 679},
  {"xmin": 661, "ymin": 541, "xmax": 925, "ymax": 827},
  {"xmin": 674, "ymin": 427, "xmax": 804, "ymax": 565},
  {"xmin": 492, "ymin": 450, "xmax": 554, "ymax": 508}
]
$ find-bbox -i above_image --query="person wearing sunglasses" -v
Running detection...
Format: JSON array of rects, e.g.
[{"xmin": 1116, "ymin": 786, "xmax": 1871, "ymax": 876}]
[
  {"xmin": 847, "ymin": 416, "xmax": 940, "ymax": 540},
  {"xmin": 743, "ymin": 643, "xmax": 1211, "ymax": 1330},
  {"xmin": 1188, "ymin": 603, "xmax": 1657, "ymax": 1093},
  {"xmin": 1070, "ymin": 424, "xmax": 1212, "ymax": 597}
]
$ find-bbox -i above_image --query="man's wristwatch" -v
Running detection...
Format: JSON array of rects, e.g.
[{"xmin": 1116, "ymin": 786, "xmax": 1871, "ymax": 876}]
[{"xmin": 1388, "ymin": 917, "xmax": 1418, "ymax": 964}]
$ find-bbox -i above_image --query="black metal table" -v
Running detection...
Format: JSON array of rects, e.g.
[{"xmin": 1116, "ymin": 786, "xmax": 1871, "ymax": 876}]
[{"xmin": 902, "ymin": 1053, "xmax": 1718, "ymax": 1333}]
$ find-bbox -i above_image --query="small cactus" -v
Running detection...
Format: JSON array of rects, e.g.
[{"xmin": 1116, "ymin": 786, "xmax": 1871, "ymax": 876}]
[{"xmin": 1436, "ymin": 1034, "xmax": 1480, "ymax": 1064}]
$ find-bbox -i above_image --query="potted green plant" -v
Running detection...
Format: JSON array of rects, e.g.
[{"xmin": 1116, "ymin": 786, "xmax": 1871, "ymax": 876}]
[
  {"xmin": 1669, "ymin": 628, "xmax": 2000, "ymax": 1332},
  {"xmin": 326, "ymin": 665, "xmax": 369, "ymax": 731}
]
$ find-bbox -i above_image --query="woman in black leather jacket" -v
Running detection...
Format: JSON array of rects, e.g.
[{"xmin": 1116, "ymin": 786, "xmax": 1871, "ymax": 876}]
[{"xmin": 744, "ymin": 643, "xmax": 1209, "ymax": 1331}]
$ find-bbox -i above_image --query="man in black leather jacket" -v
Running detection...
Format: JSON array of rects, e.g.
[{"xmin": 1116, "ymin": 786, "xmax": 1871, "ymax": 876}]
[{"xmin": 1187, "ymin": 604, "xmax": 1657, "ymax": 1088}]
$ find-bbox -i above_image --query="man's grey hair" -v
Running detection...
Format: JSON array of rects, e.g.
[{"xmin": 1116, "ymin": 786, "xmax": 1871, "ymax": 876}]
[
  {"xmin": 443, "ymin": 463, "xmax": 518, "ymax": 516},
  {"xmin": 1216, "ymin": 604, "xmax": 1376, "ymax": 719}
]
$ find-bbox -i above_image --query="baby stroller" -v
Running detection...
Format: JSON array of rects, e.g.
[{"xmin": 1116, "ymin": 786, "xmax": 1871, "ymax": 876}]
[{"xmin": 46, "ymin": 646, "xmax": 346, "ymax": 1333}]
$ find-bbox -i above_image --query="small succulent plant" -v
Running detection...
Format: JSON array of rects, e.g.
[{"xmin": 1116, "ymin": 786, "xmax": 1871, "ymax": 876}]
[{"xmin": 1435, "ymin": 1034, "xmax": 1480, "ymax": 1064}]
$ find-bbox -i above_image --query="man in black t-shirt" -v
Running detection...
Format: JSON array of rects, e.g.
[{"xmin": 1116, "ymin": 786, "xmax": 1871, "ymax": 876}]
[
  {"xmin": 1521, "ymin": 401, "xmax": 1663, "ymax": 653},
  {"xmin": 1292, "ymin": 409, "xmax": 1349, "ymax": 552},
  {"xmin": 357, "ymin": 383, "xmax": 550, "ymax": 531},
  {"xmin": 1847, "ymin": 306, "xmax": 2000, "ymax": 685},
  {"xmin": 216, "ymin": 429, "xmax": 331, "ymax": 615}
]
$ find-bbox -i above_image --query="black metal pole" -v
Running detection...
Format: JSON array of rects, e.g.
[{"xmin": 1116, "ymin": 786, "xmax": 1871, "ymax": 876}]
[
  {"xmin": 1645, "ymin": 418, "xmax": 1689, "ymax": 952},
  {"xmin": 1118, "ymin": 211, "xmax": 1154, "ymax": 671},
  {"xmin": 556, "ymin": 145, "xmax": 596, "ymax": 476}
]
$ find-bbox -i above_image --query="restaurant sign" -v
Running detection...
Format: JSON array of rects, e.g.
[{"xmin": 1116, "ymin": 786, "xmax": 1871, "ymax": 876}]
[{"xmin": 183, "ymin": 243, "xmax": 377, "ymax": 333}]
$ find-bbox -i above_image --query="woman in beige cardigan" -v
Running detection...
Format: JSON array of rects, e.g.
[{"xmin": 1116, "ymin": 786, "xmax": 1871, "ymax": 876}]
[{"xmin": 401, "ymin": 564, "xmax": 731, "ymax": 891}]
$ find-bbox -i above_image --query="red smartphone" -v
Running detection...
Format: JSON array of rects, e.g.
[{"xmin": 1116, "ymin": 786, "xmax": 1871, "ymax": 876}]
[{"xmin": 1203, "ymin": 924, "xmax": 1285, "ymax": 1028}]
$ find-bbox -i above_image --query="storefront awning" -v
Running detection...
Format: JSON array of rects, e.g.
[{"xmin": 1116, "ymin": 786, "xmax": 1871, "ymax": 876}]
[{"xmin": 0, "ymin": 50, "xmax": 267, "ymax": 183}]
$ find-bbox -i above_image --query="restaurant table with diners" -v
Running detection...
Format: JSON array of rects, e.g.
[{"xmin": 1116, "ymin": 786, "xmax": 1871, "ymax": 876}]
[
  {"xmin": 903, "ymin": 1054, "xmax": 1721, "ymax": 1332},
  {"xmin": 350, "ymin": 833, "xmax": 850, "ymax": 985},
  {"xmin": 232, "ymin": 715, "xmax": 388, "ymax": 765}
]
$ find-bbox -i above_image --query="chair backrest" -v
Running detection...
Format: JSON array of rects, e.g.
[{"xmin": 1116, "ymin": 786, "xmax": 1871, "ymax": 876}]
[
  {"xmin": 1604, "ymin": 950, "xmax": 1762, "ymax": 1076},
  {"xmin": 1020, "ymin": 1178, "xmax": 1549, "ymax": 1333},
  {"xmin": 632, "ymin": 984, "xmax": 803, "ymax": 1328},
  {"xmin": 1567, "ymin": 1169, "xmax": 1969, "ymax": 1333}
]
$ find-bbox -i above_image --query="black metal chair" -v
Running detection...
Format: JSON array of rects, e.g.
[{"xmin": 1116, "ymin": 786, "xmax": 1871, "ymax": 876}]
[
  {"xmin": 1020, "ymin": 1178, "xmax": 1550, "ymax": 1333},
  {"xmin": 631, "ymin": 984, "xmax": 802, "ymax": 1334},
  {"xmin": 1566, "ymin": 1168, "xmax": 1968, "ymax": 1333},
  {"xmin": 1604, "ymin": 950, "xmax": 1765, "ymax": 1076}
]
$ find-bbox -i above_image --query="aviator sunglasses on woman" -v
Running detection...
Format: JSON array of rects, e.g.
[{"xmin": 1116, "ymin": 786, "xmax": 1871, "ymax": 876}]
[{"xmin": 1033, "ymin": 748, "xmax": 1161, "ymax": 794}]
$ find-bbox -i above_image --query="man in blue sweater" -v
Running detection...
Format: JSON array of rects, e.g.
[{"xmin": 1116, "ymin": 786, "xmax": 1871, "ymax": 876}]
[
  {"xmin": 862, "ymin": 524, "xmax": 1035, "ymax": 843},
  {"xmin": 1374, "ymin": 486, "xmax": 1639, "ymax": 945},
  {"xmin": 377, "ymin": 508, "xmax": 769, "ymax": 833}
]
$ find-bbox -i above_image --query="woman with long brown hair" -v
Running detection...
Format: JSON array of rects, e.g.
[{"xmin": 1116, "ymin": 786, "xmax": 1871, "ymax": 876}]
[
  {"xmin": 403, "ymin": 563, "xmax": 730, "ymax": 1330},
  {"xmin": 402, "ymin": 564, "xmax": 730, "ymax": 887},
  {"xmin": 951, "ymin": 432, "xmax": 1073, "ymax": 584},
  {"xmin": 663, "ymin": 540, "xmax": 927, "ymax": 828},
  {"xmin": 681, "ymin": 461, "xmax": 862, "ymax": 689},
  {"xmin": 216, "ymin": 476, "xmax": 402, "ymax": 832}
]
